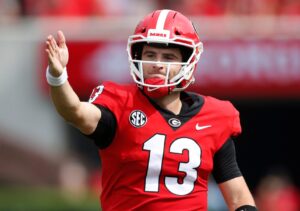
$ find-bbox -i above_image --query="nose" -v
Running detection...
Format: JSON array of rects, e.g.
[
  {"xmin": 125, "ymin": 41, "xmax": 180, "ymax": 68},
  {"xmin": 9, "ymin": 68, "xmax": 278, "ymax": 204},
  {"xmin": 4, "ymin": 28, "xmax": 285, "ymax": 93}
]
[
  {"xmin": 151, "ymin": 62, "xmax": 166, "ymax": 74},
  {"xmin": 152, "ymin": 61, "xmax": 164, "ymax": 69}
]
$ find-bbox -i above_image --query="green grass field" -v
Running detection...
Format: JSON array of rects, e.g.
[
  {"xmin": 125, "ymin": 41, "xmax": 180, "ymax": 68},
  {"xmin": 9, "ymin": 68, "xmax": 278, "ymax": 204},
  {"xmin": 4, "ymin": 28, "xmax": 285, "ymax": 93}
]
[
  {"xmin": 0, "ymin": 187, "xmax": 101, "ymax": 211},
  {"xmin": 0, "ymin": 187, "xmax": 225, "ymax": 210}
]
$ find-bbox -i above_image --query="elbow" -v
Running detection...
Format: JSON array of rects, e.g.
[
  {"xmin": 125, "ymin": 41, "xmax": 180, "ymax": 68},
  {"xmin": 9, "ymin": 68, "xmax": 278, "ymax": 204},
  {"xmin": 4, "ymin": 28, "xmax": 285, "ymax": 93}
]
[
  {"xmin": 56, "ymin": 104, "xmax": 81, "ymax": 124},
  {"xmin": 61, "ymin": 112, "xmax": 96, "ymax": 135}
]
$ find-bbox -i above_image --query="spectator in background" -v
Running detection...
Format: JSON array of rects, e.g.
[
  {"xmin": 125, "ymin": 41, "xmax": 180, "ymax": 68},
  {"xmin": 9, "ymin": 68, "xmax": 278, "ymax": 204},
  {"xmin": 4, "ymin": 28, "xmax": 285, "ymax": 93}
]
[
  {"xmin": 156, "ymin": 0, "xmax": 225, "ymax": 16},
  {"xmin": 250, "ymin": 0, "xmax": 281, "ymax": 15},
  {"xmin": 280, "ymin": 0, "xmax": 300, "ymax": 15},
  {"xmin": 20, "ymin": 0, "xmax": 106, "ymax": 17},
  {"xmin": 96, "ymin": 0, "xmax": 156, "ymax": 16},
  {"xmin": 0, "ymin": 0, "xmax": 21, "ymax": 22},
  {"xmin": 165, "ymin": 0, "xmax": 300, "ymax": 17},
  {"xmin": 177, "ymin": 0, "xmax": 225, "ymax": 16},
  {"xmin": 15, "ymin": 0, "xmax": 300, "ymax": 17},
  {"xmin": 255, "ymin": 167, "xmax": 300, "ymax": 211},
  {"xmin": 19, "ymin": 0, "xmax": 157, "ymax": 17},
  {"xmin": 224, "ymin": 0, "xmax": 250, "ymax": 16},
  {"xmin": 224, "ymin": 0, "xmax": 281, "ymax": 16}
]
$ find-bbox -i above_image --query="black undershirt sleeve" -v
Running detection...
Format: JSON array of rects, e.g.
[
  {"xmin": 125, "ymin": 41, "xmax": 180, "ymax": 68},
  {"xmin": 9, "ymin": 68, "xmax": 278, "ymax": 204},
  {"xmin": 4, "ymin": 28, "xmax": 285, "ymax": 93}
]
[
  {"xmin": 212, "ymin": 138, "xmax": 242, "ymax": 183},
  {"xmin": 85, "ymin": 105, "xmax": 117, "ymax": 149}
]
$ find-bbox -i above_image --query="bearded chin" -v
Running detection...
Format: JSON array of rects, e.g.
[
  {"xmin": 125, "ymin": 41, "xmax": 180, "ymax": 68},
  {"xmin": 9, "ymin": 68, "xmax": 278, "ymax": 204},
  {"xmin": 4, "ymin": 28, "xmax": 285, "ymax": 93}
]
[{"xmin": 142, "ymin": 78, "xmax": 175, "ymax": 98}]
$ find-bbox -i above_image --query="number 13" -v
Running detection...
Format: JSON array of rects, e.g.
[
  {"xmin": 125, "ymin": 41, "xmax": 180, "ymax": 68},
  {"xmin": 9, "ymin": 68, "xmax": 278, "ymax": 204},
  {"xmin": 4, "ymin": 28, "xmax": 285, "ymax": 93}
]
[{"xmin": 143, "ymin": 134, "xmax": 201, "ymax": 196}]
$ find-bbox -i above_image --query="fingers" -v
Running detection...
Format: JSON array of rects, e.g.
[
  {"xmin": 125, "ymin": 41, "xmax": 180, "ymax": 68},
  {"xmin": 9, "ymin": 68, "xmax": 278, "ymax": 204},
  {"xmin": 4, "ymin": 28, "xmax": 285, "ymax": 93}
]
[
  {"xmin": 45, "ymin": 44, "xmax": 55, "ymax": 64},
  {"xmin": 57, "ymin": 30, "xmax": 66, "ymax": 48},
  {"xmin": 45, "ymin": 49, "xmax": 54, "ymax": 64},
  {"xmin": 51, "ymin": 36, "xmax": 59, "ymax": 50},
  {"xmin": 45, "ymin": 31, "xmax": 67, "ymax": 67},
  {"xmin": 46, "ymin": 39, "xmax": 55, "ymax": 57},
  {"xmin": 45, "ymin": 35, "xmax": 56, "ymax": 64},
  {"xmin": 45, "ymin": 44, "xmax": 54, "ymax": 58},
  {"xmin": 46, "ymin": 34, "xmax": 60, "ymax": 56}
]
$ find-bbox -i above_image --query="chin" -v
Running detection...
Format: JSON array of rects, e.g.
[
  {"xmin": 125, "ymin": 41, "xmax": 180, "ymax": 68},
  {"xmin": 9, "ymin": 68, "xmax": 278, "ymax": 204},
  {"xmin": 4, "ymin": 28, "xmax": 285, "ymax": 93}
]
[{"xmin": 146, "ymin": 74, "xmax": 166, "ymax": 79}]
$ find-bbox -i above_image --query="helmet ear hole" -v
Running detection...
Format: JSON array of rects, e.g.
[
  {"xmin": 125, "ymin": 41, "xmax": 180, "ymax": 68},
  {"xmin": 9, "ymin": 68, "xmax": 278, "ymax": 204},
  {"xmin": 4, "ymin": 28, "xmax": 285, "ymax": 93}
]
[
  {"xmin": 175, "ymin": 30, "xmax": 181, "ymax": 36},
  {"xmin": 179, "ymin": 46, "xmax": 193, "ymax": 62},
  {"xmin": 131, "ymin": 42, "xmax": 145, "ymax": 59}
]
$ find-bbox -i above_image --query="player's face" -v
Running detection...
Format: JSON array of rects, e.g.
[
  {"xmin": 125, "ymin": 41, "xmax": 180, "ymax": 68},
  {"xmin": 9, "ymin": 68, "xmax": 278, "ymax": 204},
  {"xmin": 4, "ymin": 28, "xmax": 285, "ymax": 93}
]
[{"xmin": 141, "ymin": 45, "xmax": 183, "ymax": 80}]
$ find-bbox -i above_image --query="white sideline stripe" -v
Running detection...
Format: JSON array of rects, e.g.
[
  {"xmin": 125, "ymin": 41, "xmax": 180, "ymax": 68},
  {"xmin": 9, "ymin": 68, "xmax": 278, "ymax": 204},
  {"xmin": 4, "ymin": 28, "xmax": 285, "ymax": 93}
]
[{"xmin": 156, "ymin": 10, "xmax": 170, "ymax": 30}]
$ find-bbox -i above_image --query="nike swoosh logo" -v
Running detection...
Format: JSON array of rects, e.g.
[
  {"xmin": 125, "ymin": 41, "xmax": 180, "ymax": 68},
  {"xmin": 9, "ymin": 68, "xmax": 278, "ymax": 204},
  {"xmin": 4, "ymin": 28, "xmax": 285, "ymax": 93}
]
[
  {"xmin": 147, "ymin": 87, "xmax": 159, "ymax": 92},
  {"xmin": 195, "ymin": 124, "xmax": 212, "ymax": 131}
]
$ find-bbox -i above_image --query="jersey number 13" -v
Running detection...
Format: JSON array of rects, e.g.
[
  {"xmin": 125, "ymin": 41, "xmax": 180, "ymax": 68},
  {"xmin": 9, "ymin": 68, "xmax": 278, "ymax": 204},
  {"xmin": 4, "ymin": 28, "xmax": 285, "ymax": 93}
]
[{"xmin": 143, "ymin": 134, "xmax": 201, "ymax": 196}]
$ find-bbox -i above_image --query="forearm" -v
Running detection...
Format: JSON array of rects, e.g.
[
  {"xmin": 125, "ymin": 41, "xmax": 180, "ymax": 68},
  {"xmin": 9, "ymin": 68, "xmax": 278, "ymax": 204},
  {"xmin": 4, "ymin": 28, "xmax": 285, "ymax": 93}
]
[
  {"xmin": 219, "ymin": 177, "xmax": 256, "ymax": 211},
  {"xmin": 50, "ymin": 81, "xmax": 82, "ymax": 123},
  {"xmin": 49, "ymin": 80, "xmax": 102, "ymax": 134},
  {"xmin": 228, "ymin": 188, "xmax": 255, "ymax": 211}
]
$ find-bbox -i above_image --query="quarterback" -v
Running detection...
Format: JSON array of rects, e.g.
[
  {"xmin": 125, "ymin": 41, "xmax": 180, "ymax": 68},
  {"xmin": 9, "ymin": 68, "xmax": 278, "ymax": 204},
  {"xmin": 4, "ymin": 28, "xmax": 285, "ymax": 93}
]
[{"xmin": 45, "ymin": 9, "xmax": 257, "ymax": 211}]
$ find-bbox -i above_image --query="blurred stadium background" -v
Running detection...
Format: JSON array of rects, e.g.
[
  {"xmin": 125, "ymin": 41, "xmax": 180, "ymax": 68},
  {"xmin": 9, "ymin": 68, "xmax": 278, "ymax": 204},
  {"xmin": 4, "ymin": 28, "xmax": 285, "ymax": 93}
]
[{"xmin": 0, "ymin": 0, "xmax": 299, "ymax": 210}]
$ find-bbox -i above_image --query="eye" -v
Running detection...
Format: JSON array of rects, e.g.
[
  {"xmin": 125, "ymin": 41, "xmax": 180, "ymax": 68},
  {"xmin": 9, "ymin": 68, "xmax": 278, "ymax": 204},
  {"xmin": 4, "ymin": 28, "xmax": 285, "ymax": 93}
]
[
  {"xmin": 144, "ymin": 53, "xmax": 155, "ymax": 60},
  {"xmin": 163, "ymin": 55, "xmax": 177, "ymax": 61}
]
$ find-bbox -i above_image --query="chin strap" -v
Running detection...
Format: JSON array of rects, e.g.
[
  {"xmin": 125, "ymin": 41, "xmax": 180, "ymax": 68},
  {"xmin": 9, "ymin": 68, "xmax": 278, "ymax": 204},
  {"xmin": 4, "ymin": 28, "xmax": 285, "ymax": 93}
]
[{"xmin": 142, "ymin": 78, "xmax": 175, "ymax": 98}]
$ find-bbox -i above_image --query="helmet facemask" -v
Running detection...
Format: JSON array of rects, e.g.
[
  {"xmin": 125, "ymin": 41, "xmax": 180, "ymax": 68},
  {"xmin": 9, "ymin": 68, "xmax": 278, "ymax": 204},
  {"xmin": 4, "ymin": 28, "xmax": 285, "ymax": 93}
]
[{"xmin": 127, "ymin": 40, "xmax": 203, "ymax": 95}]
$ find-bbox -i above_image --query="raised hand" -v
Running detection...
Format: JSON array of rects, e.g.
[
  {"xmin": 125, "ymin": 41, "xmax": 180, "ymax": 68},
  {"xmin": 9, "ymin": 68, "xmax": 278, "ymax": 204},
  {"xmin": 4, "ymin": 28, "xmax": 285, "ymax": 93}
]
[{"xmin": 45, "ymin": 30, "xmax": 69, "ymax": 77}]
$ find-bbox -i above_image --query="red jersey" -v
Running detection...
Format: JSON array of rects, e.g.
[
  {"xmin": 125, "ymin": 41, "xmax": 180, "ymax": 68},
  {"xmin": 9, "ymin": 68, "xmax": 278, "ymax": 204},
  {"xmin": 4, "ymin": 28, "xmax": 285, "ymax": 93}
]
[{"xmin": 89, "ymin": 81, "xmax": 241, "ymax": 211}]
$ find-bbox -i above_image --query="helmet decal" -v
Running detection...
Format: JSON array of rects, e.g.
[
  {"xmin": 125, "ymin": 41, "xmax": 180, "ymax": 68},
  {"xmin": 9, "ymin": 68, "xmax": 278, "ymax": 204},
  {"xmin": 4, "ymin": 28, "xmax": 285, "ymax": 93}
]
[
  {"xmin": 155, "ymin": 9, "xmax": 169, "ymax": 30},
  {"xmin": 147, "ymin": 10, "xmax": 171, "ymax": 40}
]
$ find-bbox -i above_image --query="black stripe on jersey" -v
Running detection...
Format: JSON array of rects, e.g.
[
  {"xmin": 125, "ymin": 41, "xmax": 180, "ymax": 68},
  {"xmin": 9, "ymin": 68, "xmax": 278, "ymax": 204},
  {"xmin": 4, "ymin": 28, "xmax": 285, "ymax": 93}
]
[{"xmin": 145, "ymin": 91, "xmax": 204, "ymax": 130}]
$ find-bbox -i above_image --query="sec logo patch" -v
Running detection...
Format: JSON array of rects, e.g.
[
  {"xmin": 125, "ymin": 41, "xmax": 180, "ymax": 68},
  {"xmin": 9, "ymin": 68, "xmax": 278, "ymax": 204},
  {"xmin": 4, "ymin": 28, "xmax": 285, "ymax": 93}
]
[{"xmin": 129, "ymin": 110, "xmax": 147, "ymax": 128}]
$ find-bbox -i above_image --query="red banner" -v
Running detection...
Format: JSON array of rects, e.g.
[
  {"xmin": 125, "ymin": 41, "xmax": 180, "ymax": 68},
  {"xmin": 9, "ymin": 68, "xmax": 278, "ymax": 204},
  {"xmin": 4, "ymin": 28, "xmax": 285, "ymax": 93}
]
[{"xmin": 40, "ymin": 39, "xmax": 300, "ymax": 99}]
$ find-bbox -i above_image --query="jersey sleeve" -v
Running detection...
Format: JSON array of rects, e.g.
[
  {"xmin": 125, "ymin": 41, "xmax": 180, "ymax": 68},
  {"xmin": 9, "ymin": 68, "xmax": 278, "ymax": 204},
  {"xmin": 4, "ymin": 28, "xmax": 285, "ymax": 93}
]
[
  {"xmin": 88, "ymin": 81, "xmax": 127, "ymax": 121},
  {"xmin": 214, "ymin": 100, "xmax": 242, "ymax": 151},
  {"xmin": 230, "ymin": 102, "xmax": 242, "ymax": 137}
]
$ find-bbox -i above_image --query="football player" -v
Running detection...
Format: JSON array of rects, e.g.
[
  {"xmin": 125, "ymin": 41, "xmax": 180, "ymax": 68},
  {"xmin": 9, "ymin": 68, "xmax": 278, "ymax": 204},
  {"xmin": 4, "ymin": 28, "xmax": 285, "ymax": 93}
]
[{"xmin": 45, "ymin": 9, "xmax": 257, "ymax": 211}]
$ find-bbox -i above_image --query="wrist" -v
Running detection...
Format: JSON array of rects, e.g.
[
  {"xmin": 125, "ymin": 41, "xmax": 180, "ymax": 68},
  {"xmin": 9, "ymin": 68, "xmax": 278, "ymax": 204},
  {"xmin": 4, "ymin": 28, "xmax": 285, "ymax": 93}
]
[
  {"xmin": 46, "ymin": 66, "xmax": 68, "ymax": 87},
  {"xmin": 235, "ymin": 205, "xmax": 257, "ymax": 211}
]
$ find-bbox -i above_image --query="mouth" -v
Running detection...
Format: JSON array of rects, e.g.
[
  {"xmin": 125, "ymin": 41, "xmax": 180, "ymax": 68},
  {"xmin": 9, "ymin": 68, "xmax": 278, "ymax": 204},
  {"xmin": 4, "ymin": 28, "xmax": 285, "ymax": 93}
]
[{"xmin": 146, "ymin": 74, "xmax": 166, "ymax": 79}]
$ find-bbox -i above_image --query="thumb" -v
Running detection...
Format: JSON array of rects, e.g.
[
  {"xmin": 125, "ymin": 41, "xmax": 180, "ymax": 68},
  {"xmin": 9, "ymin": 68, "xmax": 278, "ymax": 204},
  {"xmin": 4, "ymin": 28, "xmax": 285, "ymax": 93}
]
[{"xmin": 57, "ymin": 30, "xmax": 66, "ymax": 48}]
